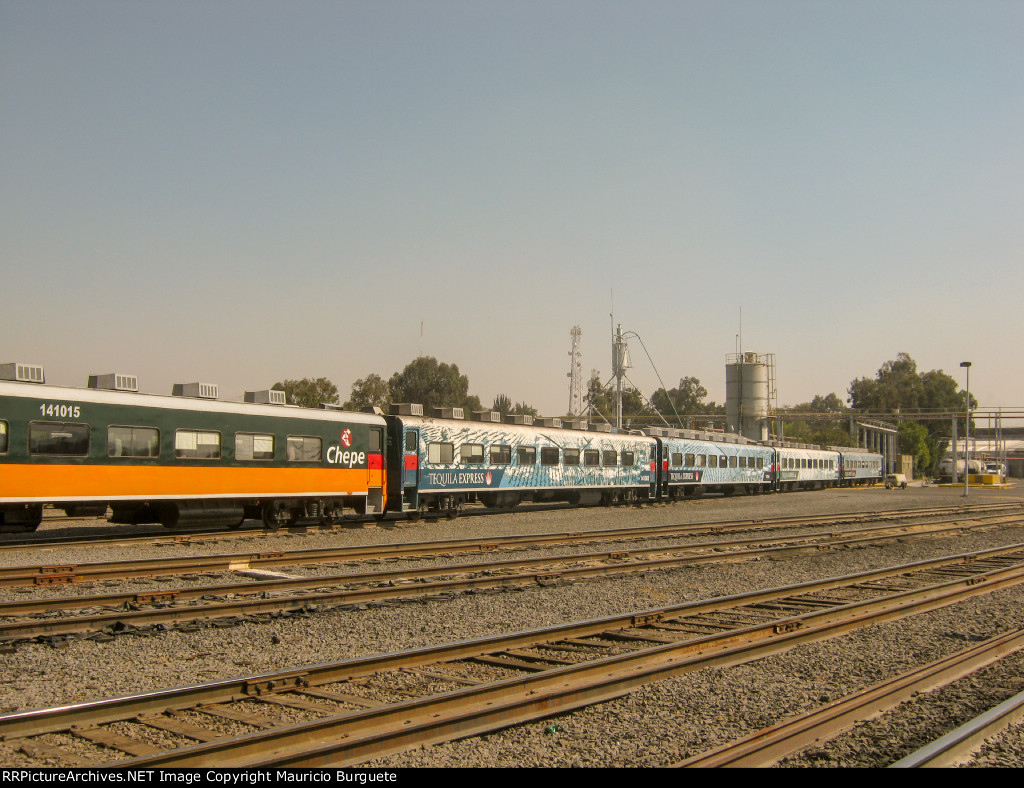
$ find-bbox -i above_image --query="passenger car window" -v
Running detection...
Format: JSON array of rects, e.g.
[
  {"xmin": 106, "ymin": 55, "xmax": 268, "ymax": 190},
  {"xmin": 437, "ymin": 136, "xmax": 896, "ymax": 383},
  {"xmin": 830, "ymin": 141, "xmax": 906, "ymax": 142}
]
[
  {"xmin": 563, "ymin": 448, "xmax": 580, "ymax": 466},
  {"xmin": 108, "ymin": 426, "xmax": 160, "ymax": 458},
  {"xmin": 236, "ymin": 432, "xmax": 274, "ymax": 461},
  {"xmin": 30, "ymin": 422, "xmax": 90, "ymax": 456},
  {"xmin": 540, "ymin": 447, "xmax": 559, "ymax": 466},
  {"xmin": 490, "ymin": 444, "xmax": 511, "ymax": 464},
  {"xmin": 427, "ymin": 442, "xmax": 454, "ymax": 464},
  {"xmin": 461, "ymin": 443, "xmax": 484, "ymax": 464},
  {"xmin": 175, "ymin": 429, "xmax": 221, "ymax": 460},
  {"xmin": 286, "ymin": 435, "xmax": 321, "ymax": 462},
  {"xmin": 517, "ymin": 446, "xmax": 536, "ymax": 465}
]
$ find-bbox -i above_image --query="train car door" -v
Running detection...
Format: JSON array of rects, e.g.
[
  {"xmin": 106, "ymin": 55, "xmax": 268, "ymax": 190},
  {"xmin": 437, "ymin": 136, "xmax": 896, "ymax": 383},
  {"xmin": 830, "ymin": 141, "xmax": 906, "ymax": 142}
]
[
  {"xmin": 366, "ymin": 426, "xmax": 386, "ymax": 514},
  {"xmin": 402, "ymin": 427, "xmax": 420, "ymax": 512},
  {"xmin": 653, "ymin": 438, "xmax": 666, "ymax": 501}
]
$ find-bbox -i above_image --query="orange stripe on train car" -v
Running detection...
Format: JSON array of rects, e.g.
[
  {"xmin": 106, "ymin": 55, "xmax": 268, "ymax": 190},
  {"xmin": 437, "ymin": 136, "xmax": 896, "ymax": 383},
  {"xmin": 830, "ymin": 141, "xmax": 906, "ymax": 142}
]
[{"xmin": 0, "ymin": 464, "xmax": 386, "ymax": 500}]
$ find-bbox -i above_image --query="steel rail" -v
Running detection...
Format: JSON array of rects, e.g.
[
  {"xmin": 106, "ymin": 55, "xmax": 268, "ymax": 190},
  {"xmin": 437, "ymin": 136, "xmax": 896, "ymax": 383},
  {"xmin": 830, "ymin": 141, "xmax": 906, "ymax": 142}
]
[
  {"xmin": 3, "ymin": 514, "xmax": 1023, "ymax": 643},
  {"xmin": 4, "ymin": 510, "xmax": 1015, "ymax": 617},
  {"xmin": 4, "ymin": 542, "xmax": 1024, "ymax": 763},
  {"xmin": 674, "ymin": 628, "xmax": 1024, "ymax": 767},
  {"xmin": 1, "ymin": 502, "xmax": 1018, "ymax": 587},
  {"xmin": 890, "ymin": 686, "xmax": 1024, "ymax": 767},
  {"xmin": 10, "ymin": 498, "xmax": 994, "ymax": 553},
  {"xmin": 96, "ymin": 554, "xmax": 1024, "ymax": 766}
]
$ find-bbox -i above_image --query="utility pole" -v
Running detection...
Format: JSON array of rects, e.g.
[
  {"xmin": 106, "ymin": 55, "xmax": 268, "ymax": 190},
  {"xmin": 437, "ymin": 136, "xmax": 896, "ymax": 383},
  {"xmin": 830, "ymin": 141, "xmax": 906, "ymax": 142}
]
[
  {"xmin": 612, "ymin": 323, "xmax": 631, "ymax": 431},
  {"xmin": 567, "ymin": 326, "xmax": 583, "ymax": 417}
]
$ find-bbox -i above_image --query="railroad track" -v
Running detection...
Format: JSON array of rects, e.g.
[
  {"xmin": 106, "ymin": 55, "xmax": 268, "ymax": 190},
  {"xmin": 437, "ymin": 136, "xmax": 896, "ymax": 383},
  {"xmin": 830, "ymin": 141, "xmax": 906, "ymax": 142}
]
[
  {"xmin": 2, "ymin": 509, "xmax": 1023, "ymax": 643},
  {"xmin": 675, "ymin": 627, "xmax": 1024, "ymax": 767},
  {"xmin": 2, "ymin": 501, "xmax": 1018, "ymax": 555},
  {"xmin": 4, "ymin": 542, "xmax": 1024, "ymax": 767},
  {"xmin": 3, "ymin": 502, "xmax": 1020, "ymax": 587},
  {"xmin": 893, "ymin": 682, "xmax": 1024, "ymax": 767}
]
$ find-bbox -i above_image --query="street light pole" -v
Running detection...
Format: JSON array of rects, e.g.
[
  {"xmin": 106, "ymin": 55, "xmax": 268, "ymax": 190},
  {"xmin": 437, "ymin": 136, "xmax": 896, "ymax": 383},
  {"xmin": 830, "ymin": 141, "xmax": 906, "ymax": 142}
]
[{"xmin": 961, "ymin": 361, "xmax": 972, "ymax": 497}]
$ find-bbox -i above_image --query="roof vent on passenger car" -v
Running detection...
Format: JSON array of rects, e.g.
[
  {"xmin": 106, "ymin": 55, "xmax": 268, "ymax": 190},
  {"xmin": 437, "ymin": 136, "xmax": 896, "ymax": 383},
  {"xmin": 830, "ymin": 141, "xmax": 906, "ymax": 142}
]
[
  {"xmin": 589, "ymin": 422, "xmax": 612, "ymax": 433},
  {"xmin": 471, "ymin": 411, "xmax": 503, "ymax": 423},
  {"xmin": 172, "ymin": 382, "xmax": 219, "ymax": 400},
  {"xmin": 245, "ymin": 389, "xmax": 287, "ymax": 405},
  {"xmin": 534, "ymin": 417, "xmax": 562, "ymax": 428},
  {"xmin": 390, "ymin": 403, "xmax": 424, "ymax": 416},
  {"xmin": 563, "ymin": 418, "xmax": 588, "ymax": 431},
  {"xmin": 88, "ymin": 374, "xmax": 139, "ymax": 392},
  {"xmin": 0, "ymin": 363, "xmax": 45, "ymax": 384},
  {"xmin": 505, "ymin": 414, "xmax": 533, "ymax": 426},
  {"xmin": 433, "ymin": 407, "xmax": 465, "ymax": 420}
]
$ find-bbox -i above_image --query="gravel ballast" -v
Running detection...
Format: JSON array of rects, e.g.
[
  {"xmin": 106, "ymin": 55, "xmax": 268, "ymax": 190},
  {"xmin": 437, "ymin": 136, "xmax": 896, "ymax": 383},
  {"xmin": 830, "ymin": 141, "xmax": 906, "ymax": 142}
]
[{"xmin": 2, "ymin": 484, "xmax": 1023, "ymax": 767}]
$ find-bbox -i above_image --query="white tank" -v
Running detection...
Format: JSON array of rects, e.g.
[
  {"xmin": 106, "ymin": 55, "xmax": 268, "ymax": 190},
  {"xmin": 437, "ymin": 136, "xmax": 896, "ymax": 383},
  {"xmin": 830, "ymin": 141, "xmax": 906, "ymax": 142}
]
[{"xmin": 726, "ymin": 352, "xmax": 770, "ymax": 441}]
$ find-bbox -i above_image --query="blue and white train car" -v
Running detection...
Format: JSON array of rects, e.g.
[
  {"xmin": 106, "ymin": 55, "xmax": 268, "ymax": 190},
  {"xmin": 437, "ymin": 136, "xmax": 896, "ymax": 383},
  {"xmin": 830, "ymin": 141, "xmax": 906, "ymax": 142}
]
[
  {"xmin": 384, "ymin": 405, "xmax": 657, "ymax": 519},
  {"xmin": 774, "ymin": 445, "xmax": 841, "ymax": 491},
  {"xmin": 839, "ymin": 449, "xmax": 884, "ymax": 486},
  {"xmin": 646, "ymin": 429, "xmax": 774, "ymax": 498}
]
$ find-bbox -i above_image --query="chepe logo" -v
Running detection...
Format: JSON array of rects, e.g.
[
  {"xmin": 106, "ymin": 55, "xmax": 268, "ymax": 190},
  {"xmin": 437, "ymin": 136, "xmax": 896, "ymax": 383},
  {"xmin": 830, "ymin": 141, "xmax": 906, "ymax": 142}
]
[{"xmin": 340, "ymin": 429, "xmax": 352, "ymax": 448}]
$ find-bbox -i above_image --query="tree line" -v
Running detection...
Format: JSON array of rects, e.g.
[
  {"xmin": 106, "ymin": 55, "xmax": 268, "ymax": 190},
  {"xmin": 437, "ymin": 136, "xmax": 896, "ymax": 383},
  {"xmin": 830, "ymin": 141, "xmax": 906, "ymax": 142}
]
[{"xmin": 274, "ymin": 352, "xmax": 973, "ymax": 476}]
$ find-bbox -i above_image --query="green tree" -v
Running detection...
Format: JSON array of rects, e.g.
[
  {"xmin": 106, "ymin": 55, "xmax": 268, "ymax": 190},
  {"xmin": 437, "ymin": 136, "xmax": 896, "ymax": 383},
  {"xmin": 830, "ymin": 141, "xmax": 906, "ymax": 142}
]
[
  {"xmin": 388, "ymin": 356, "xmax": 476, "ymax": 413},
  {"xmin": 511, "ymin": 401, "xmax": 538, "ymax": 418},
  {"xmin": 491, "ymin": 394, "xmax": 513, "ymax": 417},
  {"xmin": 490, "ymin": 394, "xmax": 535, "ymax": 418},
  {"xmin": 585, "ymin": 371, "xmax": 613, "ymax": 421},
  {"xmin": 780, "ymin": 392, "xmax": 854, "ymax": 446},
  {"xmin": 898, "ymin": 422, "xmax": 931, "ymax": 476},
  {"xmin": 650, "ymin": 376, "xmax": 709, "ymax": 425},
  {"xmin": 584, "ymin": 371, "xmax": 650, "ymax": 427},
  {"xmin": 808, "ymin": 393, "xmax": 844, "ymax": 412},
  {"xmin": 272, "ymin": 378, "xmax": 339, "ymax": 409},
  {"xmin": 343, "ymin": 373, "xmax": 390, "ymax": 412},
  {"xmin": 848, "ymin": 353, "xmax": 976, "ymax": 474}
]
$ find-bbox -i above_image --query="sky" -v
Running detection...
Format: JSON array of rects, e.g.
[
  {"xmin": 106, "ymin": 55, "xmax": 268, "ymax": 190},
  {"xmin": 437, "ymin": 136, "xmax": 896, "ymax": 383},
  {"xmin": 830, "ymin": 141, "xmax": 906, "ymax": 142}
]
[{"xmin": 2, "ymin": 1, "xmax": 1021, "ymax": 416}]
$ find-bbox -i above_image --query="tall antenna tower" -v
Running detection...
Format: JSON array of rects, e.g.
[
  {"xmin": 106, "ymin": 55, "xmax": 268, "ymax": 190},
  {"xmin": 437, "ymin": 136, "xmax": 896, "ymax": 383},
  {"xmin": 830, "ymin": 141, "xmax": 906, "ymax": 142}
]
[{"xmin": 567, "ymin": 325, "xmax": 583, "ymax": 417}]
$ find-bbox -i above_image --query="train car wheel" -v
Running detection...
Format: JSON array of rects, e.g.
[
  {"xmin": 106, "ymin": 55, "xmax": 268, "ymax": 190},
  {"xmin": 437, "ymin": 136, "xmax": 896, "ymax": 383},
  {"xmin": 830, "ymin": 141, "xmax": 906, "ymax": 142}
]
[
  {"xmin": 320, "ymin": 500, "xmax": 345, "ymax": 526},
  {"xmin": 262, "ymin": 500, "xmax": 292, "ymax": 531},
  {"xmin": 0, "ymin": 505, "xmax": 43, "ymax": 533}
]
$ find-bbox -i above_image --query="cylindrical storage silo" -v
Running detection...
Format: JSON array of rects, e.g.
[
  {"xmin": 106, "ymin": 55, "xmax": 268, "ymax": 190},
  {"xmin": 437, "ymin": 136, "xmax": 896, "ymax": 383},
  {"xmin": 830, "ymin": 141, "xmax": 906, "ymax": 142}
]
[{"xmin": 726, "ymin": 352, "xmax": 770, "ymax": 442}]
